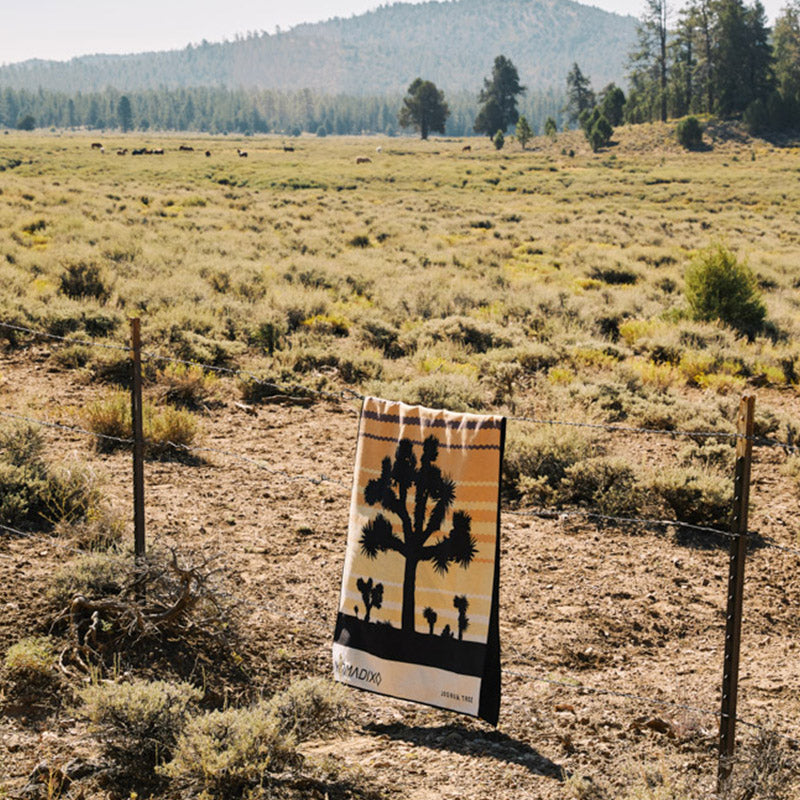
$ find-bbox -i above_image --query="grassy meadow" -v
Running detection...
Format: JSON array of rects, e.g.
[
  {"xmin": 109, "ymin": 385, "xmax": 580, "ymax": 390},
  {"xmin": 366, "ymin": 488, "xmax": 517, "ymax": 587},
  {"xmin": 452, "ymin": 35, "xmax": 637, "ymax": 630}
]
[{"xmin": 2, "ymin": 126, "xmax": 800, "ymax": 798}]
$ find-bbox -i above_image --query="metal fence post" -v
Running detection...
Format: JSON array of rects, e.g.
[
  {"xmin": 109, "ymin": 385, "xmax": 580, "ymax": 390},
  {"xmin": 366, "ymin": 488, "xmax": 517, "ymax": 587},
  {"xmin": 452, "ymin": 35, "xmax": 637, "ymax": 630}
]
[
  {"xmin": 718, "ymin": 393, "xmax": 755, "ymax": 790},
  {"xmin": 130, "ymin": 318, "xmax": 146, "ymax": 559}
]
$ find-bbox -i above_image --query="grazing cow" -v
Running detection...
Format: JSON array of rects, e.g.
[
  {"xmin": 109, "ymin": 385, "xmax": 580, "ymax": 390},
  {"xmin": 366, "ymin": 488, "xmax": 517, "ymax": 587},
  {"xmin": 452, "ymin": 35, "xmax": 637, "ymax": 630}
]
[
  {"xmin": 99, "ymin": 146, "xmax": 105, "ymax": 154},
  {"xmin": 90, "ymin": 142, "xmax": 103, "ymax": 149},
  {"xmin": 462, "ymin": 145, "xmax": 471, "ymax": 152},
  {"xmin": 376, "ymin": 146, "xmax": 382, "ymax": 153},
  {"xmin": 205, "ymin": 150, "xmax": 211, "ymax": 157},
  {"xmin": 152, "ymin": 148, "xmax": 164, "ymax": 155},
  {"xmin": 179, "ymin": 145, "xmax": 194, "ymax": 151},
  {"xmin": 132, "ymin": 148, "xmax": 145, "ymax": 155},
  {"xmin": 116, "ymin": 148, "xmax": 128, "ymax": 155},
  {"xmin": 237, "ymin": 149, "xmax": 248, "ymax": 158},
  {"xmin": 283, "ymin": 146, "xmax": 294, "ymax": 152},
  {"xmin": 355, "ymin": 156, "xmax": 372, "ymax": 164}
]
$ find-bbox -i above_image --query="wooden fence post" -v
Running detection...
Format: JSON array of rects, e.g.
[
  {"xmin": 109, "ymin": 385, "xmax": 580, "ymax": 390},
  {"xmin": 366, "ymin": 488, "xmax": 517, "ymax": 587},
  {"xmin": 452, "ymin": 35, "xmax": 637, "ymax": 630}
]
[
  {"xmin": 130, "ymin": 318, "xmax": 146, "ymax": 559},
  {"xmin": 717, "ymin": 393, "xmax": 755, "ymax": 790}
]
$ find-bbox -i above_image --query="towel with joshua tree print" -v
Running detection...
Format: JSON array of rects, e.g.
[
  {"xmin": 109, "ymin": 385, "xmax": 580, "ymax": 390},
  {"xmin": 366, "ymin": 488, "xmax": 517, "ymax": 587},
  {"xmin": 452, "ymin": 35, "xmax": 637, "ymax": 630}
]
[{"xmin": 333, "ymin": 396, "xmax": 505, "ymax": 725}]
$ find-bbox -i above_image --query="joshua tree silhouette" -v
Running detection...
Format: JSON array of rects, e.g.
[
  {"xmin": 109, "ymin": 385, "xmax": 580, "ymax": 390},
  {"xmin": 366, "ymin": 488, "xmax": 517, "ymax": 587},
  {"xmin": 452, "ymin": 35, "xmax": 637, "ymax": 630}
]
[
  {"xmin": 360, "ymin": 435, "xmax": 477, "ymax": 633},
  {"xmin": 423, "ymin": 606, "xmax": 438, "ymax": 635},
  {"xmin": 453, "ymin": 595, "xmax": 470, "ymax": 641},
  {"xmin": 356, "ymin": 577, "xmax": 384, "ymax": 623}
]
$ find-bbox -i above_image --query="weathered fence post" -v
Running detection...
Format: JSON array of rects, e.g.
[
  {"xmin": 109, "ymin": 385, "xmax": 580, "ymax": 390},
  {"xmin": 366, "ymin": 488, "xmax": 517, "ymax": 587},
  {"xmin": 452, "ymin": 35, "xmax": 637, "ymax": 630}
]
[
  {"xmin": 717, "ymin": 393, "xmax": 756, "ymax": 790},
  {"xmin": 130, "ymin": 318, "xmax": 146, "ymax": 559}
]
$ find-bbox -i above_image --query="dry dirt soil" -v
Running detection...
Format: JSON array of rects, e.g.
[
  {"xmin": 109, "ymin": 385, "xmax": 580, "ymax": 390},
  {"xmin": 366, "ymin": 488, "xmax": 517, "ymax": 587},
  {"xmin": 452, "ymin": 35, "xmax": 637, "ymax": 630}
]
[{"xmin": 1, "ymin": 347, "xmax": 799, "ymax": 799}]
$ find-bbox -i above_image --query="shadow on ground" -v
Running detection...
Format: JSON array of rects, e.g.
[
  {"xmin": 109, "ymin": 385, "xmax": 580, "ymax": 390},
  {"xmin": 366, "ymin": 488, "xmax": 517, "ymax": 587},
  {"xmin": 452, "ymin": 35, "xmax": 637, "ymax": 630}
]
[{"xmin": 364, "ymin": 721, "xmax": 565, "ymax": 780}]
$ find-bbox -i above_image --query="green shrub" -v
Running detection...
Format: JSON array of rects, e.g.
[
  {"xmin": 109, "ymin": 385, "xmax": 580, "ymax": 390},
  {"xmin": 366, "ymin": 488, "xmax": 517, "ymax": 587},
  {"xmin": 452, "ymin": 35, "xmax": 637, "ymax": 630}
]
[
  {"xmin": 676, "ymin": 116, "xmax": 704, "ymax": 150},
  {"xmin": 161, "ymin": 678, "xmax": 349, "ymax": 794},
  {"xmin": 2, "ymin": 636, "xmax": 61, "ymax": 704},
  {"xmin": 3, "ymin": 636, "xmax": 56, "ymax": 680},
  {"xmin": 651, "ymin": 467, "xmax": 732, "ymax": 529},
  {"xmin": 59, "ymin": 260, "xmax": 111, "ymax": 301},
  {"xmin": 85, "ymin": 392, "xmax": 199, "ymax": 458},
  {"xmin": 407, "ymin": 315, "xmax": 513, "ymax": 354},
  {"xmin": 156, "ymin": 362, "xmax": 220, "ymax": 410},
  {"xmin": 684, "ymin": 244, "xmax": 766, "ymax": 340},
  {"xmin": 0, "ymin": 423, "xmax": 102, "ymax": 530},
  {"xmin": 503, "ymin": 426, "xmax": 597, "ymax": 504},
  {"xmin": 265, "ymin": 677, "xmax": 351, "ymax": 741},
  {"xmin": 493, "ymin": 129, "xmax": 505, "ymax": 150},
  {"xmin": 559, "ymin": 456, "xmax": 643, "ymax": 516},
  {"xmin": 80, "ymin": 679, "xmax": 202, "ymax": 779},
  {"xmin": 47, "ymin": 551, "xmax": 129, "ymax": 607},
  {"xmin": 368, "ymin": 373, "xmax": 486, "ymax": 412}
]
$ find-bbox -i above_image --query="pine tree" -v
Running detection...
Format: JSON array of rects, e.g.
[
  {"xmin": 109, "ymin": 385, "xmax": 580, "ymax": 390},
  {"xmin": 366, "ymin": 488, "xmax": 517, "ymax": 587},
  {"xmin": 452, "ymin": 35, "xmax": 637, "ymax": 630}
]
[{"xmin": 474, "ymin": 55, "xmax": 526, "ymax": 136}]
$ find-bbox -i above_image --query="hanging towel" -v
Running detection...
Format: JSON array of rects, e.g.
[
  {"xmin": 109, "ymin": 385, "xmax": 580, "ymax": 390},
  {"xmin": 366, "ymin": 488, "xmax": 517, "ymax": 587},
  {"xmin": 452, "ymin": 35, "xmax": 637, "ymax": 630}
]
[{"xmin": 333, "ymin": 396, "xmax": 505, "ymax": 725}]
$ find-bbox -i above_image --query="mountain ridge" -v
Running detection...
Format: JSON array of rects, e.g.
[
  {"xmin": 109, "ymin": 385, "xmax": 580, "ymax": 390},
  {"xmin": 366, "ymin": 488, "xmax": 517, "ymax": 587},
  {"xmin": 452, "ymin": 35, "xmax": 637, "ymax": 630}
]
[{"xmin": 0, "ymin": 0, "xmax": 638, "ymax": 95}]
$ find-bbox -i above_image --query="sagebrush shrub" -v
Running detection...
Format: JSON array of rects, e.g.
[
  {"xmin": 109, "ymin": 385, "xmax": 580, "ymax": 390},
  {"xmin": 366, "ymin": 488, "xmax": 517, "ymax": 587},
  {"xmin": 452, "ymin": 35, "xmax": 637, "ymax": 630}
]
[
  {"xmin": 161, "ymin": 678, "xmax": 349, "ymax": 794},
  {"xmin": 684, "ymin": 244, "xmax": 766, "ymax": 340},
  {"xmin": 80, "ymin": 679, "xmax": 202, "ymax": 778},
  {"xmin": 156, "ymin": 363, "xmax": 219, "ymax": 410},
  {"xmin": 651, "ymin": 467, "xmax": 732, "ymax": 528},
  {"xmin": 85, "ymin": 392, "xmax": 198, "ymax": 458},
  {"xmin": 503, "ymin": 426, "xmax": 597, "ymax": 504},
  {"xmin": 2, "ymin": 636, "xmax": 61, "ymax": 704},
  {"xmin": 560, "ymin": 456, "xmax": 643, "ymax": 516},
  {"xmin": 0, "ymin": 423, "xmax": 102, "ymax": 529},
  {"xmin": 59, "ymin": 260, "xmax": 111, "ymax": 301}
]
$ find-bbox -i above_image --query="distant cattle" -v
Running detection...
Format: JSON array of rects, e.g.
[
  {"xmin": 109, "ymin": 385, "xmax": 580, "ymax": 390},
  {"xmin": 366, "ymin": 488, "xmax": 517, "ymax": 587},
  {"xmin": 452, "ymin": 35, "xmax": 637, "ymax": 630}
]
[
  {"xmin": 462, "ymin": 145, "xmax": 471, "ymax": 152},
  {"xmin": 355, "ymin": 156, "xmax": 372, "ymax": 164},
  {"xmin": 237, "ymin": 149, "xmax": 248, "ymax": 157},
  {"xmin": 376, "ymin": 146, "xmax": 382, "ymax": 153},
  {"xmin": 90, "ymin": 142, "xmax": 103, "ymax": 149},
  {"xmin": 283, "ymin": 146, "xmax": 294, "ymax": 152},
  {"xmin": 131, "ymin": 148, "xmax": 146, "ymax": 156},
  {"xmin": 152, "ymin": 148, "xmax": 164, "ymax": 155},
  {"xmin": 116, "ymin": 148, "xmax": 128, "ymax": 155},
  {"xmin": 205, "ymin": 150, "xmax": 211, "ymax": 157},
  {"xmin": 178, "ymin": 145, "xmax": 194, "ymax": 151}
]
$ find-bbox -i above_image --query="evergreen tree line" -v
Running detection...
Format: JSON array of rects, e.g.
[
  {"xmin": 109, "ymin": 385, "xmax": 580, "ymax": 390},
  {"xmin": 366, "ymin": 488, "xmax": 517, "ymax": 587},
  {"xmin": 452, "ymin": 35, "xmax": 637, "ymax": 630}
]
[
  {"xmin": 0, "ymin": 85, "xmax": 566, "ymax": 138},
  {"xmin": 624, "ymin": 0, "xmax": 800, "ymax": 130}
]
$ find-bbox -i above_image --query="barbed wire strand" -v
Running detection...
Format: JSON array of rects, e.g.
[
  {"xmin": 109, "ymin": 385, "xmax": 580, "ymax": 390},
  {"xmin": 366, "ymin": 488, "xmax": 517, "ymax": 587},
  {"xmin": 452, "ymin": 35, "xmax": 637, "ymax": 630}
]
[
  {"xmin": 0, "ymin": 409, "xmax": 135, "ymax": 446},
  {"xmin": 0, "ymin": 320, "xmax": 362, "ymax": 406},
  {"xmin": 506, "ymin": 507, "xmax": 741, "ymax": 541},
  {"xmin": 504, "ymin": 668, "xmax": 800, "ymax": 746},
  {"xmin": 6, "ymin": 408, "xmax": 800, "ymax": 557},
  {"xmin": 162, "ymin": 439, "xmax": 351, "ymax": 490},
  {"xmin": 6, "ymin": 319, "xmax": 792, "ymax": 447}
]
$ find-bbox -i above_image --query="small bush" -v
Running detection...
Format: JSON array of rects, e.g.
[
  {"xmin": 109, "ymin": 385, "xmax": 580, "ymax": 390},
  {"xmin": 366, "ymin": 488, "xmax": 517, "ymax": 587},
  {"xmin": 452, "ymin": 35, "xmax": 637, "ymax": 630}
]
[
  {"xmin": 676, "ymin": 116, "xmax": 704, "ymax": 150},
  {"xmin": 47, "ymin": 551, "xmax": 129, "ymax": 607},
  {"xmin": 85, "ymin": 392, "xmax": 199, "ymax": 458},
  {"xmin": 368, "ymin": 373, "xmax": 486, "ymax": 412},
  {"xmin": 3, "ymin": 636, "xmax": 56, "ymax": 680},
  {"xmin": 59, "ymin": 260, "xmax": 111, "ymax": 301},
  {"xmin": 503, "ymin": 426, "xmax": 597, "ymax": 504},
  {"xmin": 162, "ymin": 678, "xmax": 349, "ymax": 794},
  {"xmin": 156, "ymin": 362, "xmax": 220, "ymax": 410},
  {"xmin": 79, "ymin": 679, "xmax": 202, "ymax": 779},
  {"xmin": 161, "ymin": 703, "xmax": 298, "ymax": 794},
  {"xmin": 0, "ymin": 423, "xmax": 103, "ymax": 530},
  {"xmin": 2, "ymin": 636, "xmax": 61, "ymax": 705},
  {"xmin": 560, "ymin": 456, "xmax": 643, "ymax": 516},
  {"xmin": 651, "ymin": 467, "xmax": 732, "ymax": 529},
  {"xmin": 265, "ymin": 677, "xmax": 351, "ymax": 741},
  {"xmin": 684, "ymin": 244, "xmax": 766, "ymax": 339}
]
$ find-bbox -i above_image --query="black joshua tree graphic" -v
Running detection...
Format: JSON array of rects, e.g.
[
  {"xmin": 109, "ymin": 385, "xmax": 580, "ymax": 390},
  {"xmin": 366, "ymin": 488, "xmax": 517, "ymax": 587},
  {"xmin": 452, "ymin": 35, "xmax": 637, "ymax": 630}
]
[
  {"xmin": 453, "ymin": 595, "xmax": 470, "ymax": 641},
  {"xmin": 423, "ymin": 606, "xmax": 438, "ymax": 634},
  {"xmin": 356, "ymin": 577, "xmax": 384, "ymax": 623},
  {"xmin": 360, "ymin": 435, "xmax": 477, "ymax": 634}
]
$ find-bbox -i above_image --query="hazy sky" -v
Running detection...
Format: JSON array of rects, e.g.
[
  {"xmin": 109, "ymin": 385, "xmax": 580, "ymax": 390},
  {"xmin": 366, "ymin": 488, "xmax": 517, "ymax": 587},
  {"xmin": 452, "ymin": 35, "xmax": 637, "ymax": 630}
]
[{"xmin": 1, "ymin": 0, "xmax": 787, "ymax": 65}]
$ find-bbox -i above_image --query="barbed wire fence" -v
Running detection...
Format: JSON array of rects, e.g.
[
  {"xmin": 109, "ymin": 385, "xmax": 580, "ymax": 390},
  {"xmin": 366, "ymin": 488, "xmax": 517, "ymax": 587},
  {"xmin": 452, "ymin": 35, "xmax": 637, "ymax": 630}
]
[{"xmin": 2, "ymin": 318, "xmax": 800, "ymax": 786}]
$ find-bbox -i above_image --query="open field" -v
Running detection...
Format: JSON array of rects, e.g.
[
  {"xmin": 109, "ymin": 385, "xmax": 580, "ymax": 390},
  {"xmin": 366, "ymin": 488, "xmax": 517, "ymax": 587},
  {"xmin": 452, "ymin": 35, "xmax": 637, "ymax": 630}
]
[{"xmin": 1, "ymin": 126, "xmax": 800, "ymax": 798}]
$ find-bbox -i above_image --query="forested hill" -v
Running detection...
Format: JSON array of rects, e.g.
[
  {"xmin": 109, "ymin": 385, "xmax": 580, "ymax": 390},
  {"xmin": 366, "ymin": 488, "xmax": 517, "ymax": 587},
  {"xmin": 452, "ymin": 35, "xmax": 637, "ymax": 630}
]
[{"xmin": 0, "ymin": 0, "xmax": 637, "ymax": 95}]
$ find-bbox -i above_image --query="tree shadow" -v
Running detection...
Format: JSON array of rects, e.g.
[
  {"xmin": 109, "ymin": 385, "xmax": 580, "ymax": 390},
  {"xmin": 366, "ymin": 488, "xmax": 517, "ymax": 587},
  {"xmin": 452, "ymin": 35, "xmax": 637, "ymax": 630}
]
[{"xmin": 363, "ymin": 721, "xmax": 565, "ymax": 780}]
